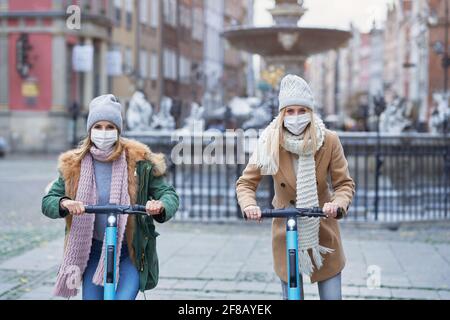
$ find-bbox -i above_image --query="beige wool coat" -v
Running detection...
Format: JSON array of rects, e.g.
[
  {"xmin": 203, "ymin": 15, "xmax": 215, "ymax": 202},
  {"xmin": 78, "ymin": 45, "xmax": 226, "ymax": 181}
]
[{"xmin": 236, "ymin": 129, "xmax": 355, "ymax": 283}]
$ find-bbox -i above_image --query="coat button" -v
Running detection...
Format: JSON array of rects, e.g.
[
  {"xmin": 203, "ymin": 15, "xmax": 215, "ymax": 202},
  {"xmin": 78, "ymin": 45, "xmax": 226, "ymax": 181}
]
[
  {"xmin": 290, "ymin": 200, "xmax": 296, "ymax": 205},
  {"xmin": 281, "ymin": 183, "xmax": 286, "ymax": 188}
]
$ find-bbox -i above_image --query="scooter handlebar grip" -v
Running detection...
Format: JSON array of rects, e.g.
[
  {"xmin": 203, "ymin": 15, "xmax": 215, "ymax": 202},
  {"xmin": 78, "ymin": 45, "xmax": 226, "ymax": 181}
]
[
  {"xmin": 261, "ymin": 209, "xmax": 272, "ymax": 218},
  {"xmin": 336, "ymin": 207, "xmax": 345, "ymax": 219},
  {"xmin": 243, "ymin": 207, "xmax": 265, "ymax": 220},
  {"xmin": 84, "ymin": 205, "xmax": 95, "ymax": 213},
  {"xmin": 132, "ymin": 205, "xmax": 147, "ymax": 213},
  {"xmin": 60, "ymin": 208, "xmax": 70, "ymax": 216}
]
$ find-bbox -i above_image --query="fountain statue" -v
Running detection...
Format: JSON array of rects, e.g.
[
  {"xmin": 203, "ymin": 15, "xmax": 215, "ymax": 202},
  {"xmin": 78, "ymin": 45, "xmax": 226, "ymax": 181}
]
[
  {"xmin": 223, "ymin": 0, "xmax": 351, "ymax": 76},
  {"xmin": 150, "ymin": 96, "xmax": 176, "ymax": 131},
  {"xmin": 241, "ymin": 99, "xmax": 273, "ymax": 130},
  {"xmin": 430, "ymin": 93, "xmax": 450, "ymax": 134},
  {"xmin": 379, "ymin": 97, "xmax": 413, "ymax": 134},
  {"xmin": 228, "ymin": 97, "xmax": 254, "ymax": 119},
  {"xmin": 177, "ymin": 102, "xmax": 205, "ymax": 133},
  {"xmin": 126, "ymin": 91, "xmax": 153, "ymax": 131}
]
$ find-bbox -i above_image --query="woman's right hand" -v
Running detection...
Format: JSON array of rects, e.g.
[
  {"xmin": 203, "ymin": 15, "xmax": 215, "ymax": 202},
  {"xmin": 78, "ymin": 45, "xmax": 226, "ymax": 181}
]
[
  {"xmin": 60, "ymin": 199, "xmax": 85, "ymax": 216},
  {"xmin": 244, "ymin": 205, "xmax": 262, "ymax": 221}
]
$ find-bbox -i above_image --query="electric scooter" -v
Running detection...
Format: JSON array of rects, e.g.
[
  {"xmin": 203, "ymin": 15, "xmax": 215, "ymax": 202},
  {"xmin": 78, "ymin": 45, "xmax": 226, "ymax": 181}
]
[
  {"xmin": 63, "ymin": 204, "xmax": 148, "ymax": 300},
  {"xmin": 245, "ymin": 206, "xmax": 344, "ymax": 300}
]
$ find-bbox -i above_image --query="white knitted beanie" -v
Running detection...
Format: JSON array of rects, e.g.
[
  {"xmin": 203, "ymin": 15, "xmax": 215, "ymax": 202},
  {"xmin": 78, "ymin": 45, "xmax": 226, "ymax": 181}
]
[{"xmin": 278, "ymin": 74, "xmax": 315, "ymax": 111}]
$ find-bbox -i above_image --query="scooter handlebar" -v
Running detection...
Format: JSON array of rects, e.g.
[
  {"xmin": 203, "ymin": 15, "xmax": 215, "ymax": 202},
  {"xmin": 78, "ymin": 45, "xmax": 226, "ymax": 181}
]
[
  {"xmin": 243, "ymin": 207, "xmax": 345, "ymax": 220},
  {"xmin": 61, "ymin": 204, "xmax": 148, "ymax": 216}
]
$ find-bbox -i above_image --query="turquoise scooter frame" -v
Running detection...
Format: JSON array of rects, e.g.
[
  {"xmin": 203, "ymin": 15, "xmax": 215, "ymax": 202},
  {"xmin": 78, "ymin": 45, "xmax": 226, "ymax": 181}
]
[
  {"xmin": 64, "ymin": 204, "xmax": 147, "ymax": 300},
  {"xmin": 246, "ymin": 207, "xmax": 344, "ymax": 300}
]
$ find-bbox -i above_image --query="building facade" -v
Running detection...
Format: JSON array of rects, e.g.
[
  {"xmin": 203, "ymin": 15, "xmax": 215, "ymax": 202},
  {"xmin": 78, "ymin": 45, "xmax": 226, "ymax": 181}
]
[
  {"xmin": 0, "ymin": 0, "xmax": 112, "ymax": 152},
  {"xmin": 0, "ymin": 0, "xmax": 254, "ymax": 152},
  {"xmin": 223, "ymin": 0, "xmax": 252, "ymax": 101},
  {"xmin": 306, "ymin": 0, "xmax": 450, "ymax": 132}
]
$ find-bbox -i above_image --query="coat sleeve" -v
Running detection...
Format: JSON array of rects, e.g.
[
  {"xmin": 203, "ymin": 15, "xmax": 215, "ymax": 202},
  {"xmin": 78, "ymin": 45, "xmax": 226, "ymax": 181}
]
[
  {"xmin": 148, "ymin": 175, "xmax": 179, "ymax": 223},
  {"xmin": 329, "ymin": 133, "xmax": 355, "ymax": 217},
  {"xmin": 235, "ymin": 163, "xmax": 263, "ymax": 215},
  {"xmin": 41, "ymin": 175, "xmax": 71, "ymax": 219}
]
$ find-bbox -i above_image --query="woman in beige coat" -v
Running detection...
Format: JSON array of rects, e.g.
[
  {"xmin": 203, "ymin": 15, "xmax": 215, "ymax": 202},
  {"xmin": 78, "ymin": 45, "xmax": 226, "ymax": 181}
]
[{"xmin": 236, "ymin": 75, "xmax": 355, "ymax": 300}]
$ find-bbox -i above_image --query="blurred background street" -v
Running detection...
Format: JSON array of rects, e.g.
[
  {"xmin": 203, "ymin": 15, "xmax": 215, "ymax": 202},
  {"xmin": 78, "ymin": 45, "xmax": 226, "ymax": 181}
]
[{"xmin": 0, "ymin": 0, "xmax": 450, "ymax": 300}]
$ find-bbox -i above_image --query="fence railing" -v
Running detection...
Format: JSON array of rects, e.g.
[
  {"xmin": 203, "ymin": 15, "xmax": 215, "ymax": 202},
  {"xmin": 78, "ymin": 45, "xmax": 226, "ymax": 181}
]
[{"xmin": 124, "ymin": 131, "xmax": 450, "ymax": 222}]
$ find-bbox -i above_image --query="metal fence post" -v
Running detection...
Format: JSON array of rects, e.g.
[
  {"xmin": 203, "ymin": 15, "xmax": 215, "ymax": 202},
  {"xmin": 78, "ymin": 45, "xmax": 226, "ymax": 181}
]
[{"xmin": 445, "ymin": 139, "xmax": 450, "ymax": 218}]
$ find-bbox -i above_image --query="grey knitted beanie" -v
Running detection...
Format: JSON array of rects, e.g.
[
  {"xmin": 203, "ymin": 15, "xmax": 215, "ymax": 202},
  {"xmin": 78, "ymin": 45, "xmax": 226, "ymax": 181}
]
[
  {"xmin": 278, "ymin": 74, "xmax": 315, "ymax": 111},
  {"xmin": 86, "ymin": 94, "xmax": 123, "ymax": 133}
]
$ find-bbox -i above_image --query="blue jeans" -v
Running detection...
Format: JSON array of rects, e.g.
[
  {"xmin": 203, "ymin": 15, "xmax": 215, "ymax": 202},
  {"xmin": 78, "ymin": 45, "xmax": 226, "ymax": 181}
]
[
  {"xmin": 281, "ymin": 272, "xmax": 342, "ymax": 300},
  {"xmin": 82, "ymin": 239, "xmax": 139, "ymax": 300}
]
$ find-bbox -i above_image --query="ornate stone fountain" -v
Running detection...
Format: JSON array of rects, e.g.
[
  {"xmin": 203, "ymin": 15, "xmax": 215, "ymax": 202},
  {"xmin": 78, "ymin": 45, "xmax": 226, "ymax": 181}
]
[{"xmin": 223, "ymin": 0, "xmax": 351, "ymax": 75}]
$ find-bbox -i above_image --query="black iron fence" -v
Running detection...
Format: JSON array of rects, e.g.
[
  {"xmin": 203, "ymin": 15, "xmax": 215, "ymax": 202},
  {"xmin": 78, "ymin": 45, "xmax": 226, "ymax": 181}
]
[
  {"xmin": 125, "ymin": 131, "xmax": 450, "ymax": 222},
  {"xmin": 339, "ymin": 133, "xmax": 449, "ymax": 222}
]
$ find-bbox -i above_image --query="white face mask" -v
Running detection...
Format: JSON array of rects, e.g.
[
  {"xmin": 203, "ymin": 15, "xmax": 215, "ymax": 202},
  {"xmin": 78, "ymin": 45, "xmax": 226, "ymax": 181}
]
[
  {"xmin": 91, "ymin": 129, "xmax": 118, "ymax": 151},
  {"xmin": 284, "ymin": 114, "xmax": 311, "ymax": 136}
]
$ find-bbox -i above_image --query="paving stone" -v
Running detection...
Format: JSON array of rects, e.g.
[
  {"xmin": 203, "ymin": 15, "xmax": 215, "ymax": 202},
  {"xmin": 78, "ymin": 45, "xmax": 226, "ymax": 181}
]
[
  {"xmin": 342, "ymin": 286, "xmax": 360, "ymax": 297},
  {"xmin": 264, "ymin": 282, "xmax": 282, "ymax": 294},
  {"xmin": 172, "ymin": 279, "xmax": 207, "ymax": 291},
  {"xmin": 390, "ymin": 288, "xmax": 441, "ymax": 300},
  {"xmin": 156, "ymin": 278, "xmax": 179, "ymax": 290},
  {"xmin": 0, "ymin": 283, "xmax": 18, "ymax": 296},
  {"xmin": 0, "ymin": 239, "xmax": 62, "ymax": 271},
  {"xmin": 234, "ymin": 281, "xmax": 267, "ymax": 292},
  {"xmin": 437, "ymin": 290, "xmax": 450, "ymax": 300},
  {"xmin": 204, "ymin": 280, "xmax": 236, "ymax": 292},
  {"xmin": 359, "ymin": 287, "xmax": 393, "ymax": 299}
]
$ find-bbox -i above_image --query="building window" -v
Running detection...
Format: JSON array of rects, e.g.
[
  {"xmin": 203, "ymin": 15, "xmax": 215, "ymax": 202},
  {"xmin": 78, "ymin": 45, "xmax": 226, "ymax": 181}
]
[
  {"xmin": 125, "ymin": 0, "xmax": 133, "ymax": 30},
  {"xmin": 163, "ymin": 48, "xmax": 177, "ymax": 80},
  {"xmin": 192, "ymin": 7, "xmax": 203, "ymax": 41},
  {"xmin": 150, "ymin": 52, "xmax": 158, "ymax": 80},
  {"xmin": 163, "ymin": 0, "xmax": 177, "ymax": 27},
  {"xmin": 114, "ymin": 0, "xmax": 122, "ymax": 26},
  {"xmin": 150, "ymin": 0, "xmax": 159, "ymax": 28},
  {"xmin": 179, "ymin": 4, "xmax": 191, "ymax": 29},
  {"xmin": 139, "ymin": 0, "xmax": 148, "ymax": 24},
  {"xmin": 124, "ymin": 47, "xmax": 133, "ymax": 75},
  {"xmin": 140, "ymin": 49, "xmax": 149, "ymax": 79},
  {"xmin": 179, "ymin": 55, "xmax": 191, "ymax": 84}
]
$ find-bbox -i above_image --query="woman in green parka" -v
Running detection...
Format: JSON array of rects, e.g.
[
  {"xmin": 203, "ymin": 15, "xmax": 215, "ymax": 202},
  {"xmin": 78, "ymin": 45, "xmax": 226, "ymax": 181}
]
[{"xmin": 41, "ymin": 94, "xmax": 179, "ymax": 300}]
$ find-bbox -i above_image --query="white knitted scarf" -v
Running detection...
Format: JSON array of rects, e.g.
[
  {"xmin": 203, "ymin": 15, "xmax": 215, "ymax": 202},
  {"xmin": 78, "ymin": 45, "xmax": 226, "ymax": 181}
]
[
  {"xmin": 281, "ymin": 116, "xmax": 333, "ymax": 276},
  {"xmin": 250, "ymin": 114, "xmax": 333, "ymax": 276}
]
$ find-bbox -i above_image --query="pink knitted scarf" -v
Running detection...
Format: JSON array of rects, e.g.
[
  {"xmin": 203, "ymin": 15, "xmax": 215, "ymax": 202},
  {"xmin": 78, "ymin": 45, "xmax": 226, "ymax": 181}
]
[{"xmin": 53, "ymin": 146, "xmax": 130, "ymax": 298}]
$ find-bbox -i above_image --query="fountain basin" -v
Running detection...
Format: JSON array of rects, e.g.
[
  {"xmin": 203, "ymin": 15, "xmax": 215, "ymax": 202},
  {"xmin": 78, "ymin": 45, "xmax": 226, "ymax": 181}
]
[{"xmin": 223, "ymin": 25, "xmax": 351, "ymax": 57}]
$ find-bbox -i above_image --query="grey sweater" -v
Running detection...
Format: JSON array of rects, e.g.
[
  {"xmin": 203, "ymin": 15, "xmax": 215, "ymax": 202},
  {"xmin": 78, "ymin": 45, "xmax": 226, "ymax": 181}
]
[{"xmin": 93, "ymin": 159, "xmax": 112, "ymax": 241}]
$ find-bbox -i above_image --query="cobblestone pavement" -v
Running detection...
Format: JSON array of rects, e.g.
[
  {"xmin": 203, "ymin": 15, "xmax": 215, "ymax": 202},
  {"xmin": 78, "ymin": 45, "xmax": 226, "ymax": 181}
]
[
  {"xmin": 1, "ymin": 154, "xmax": 450, "ymax": 300},
  {"xmin": 0, "ymin": 221, "xmax": 449, "ymax": 300}
]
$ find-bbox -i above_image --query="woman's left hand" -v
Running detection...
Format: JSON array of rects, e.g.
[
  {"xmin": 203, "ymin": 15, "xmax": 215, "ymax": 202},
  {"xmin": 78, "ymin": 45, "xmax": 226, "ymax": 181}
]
[
  {"xmin": 145, "ymin": 200, "xmax": 164, "ymax": 216},
  {"xmin": 322, "ymin": 202, "xmax": 339, "ymax": 218}
]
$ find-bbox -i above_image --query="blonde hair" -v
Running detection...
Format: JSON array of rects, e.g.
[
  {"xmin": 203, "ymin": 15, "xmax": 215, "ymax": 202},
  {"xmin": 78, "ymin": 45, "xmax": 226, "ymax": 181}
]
[{"xmin": 73, "ymin": 125, "xmax": 124, "ymax": 163}]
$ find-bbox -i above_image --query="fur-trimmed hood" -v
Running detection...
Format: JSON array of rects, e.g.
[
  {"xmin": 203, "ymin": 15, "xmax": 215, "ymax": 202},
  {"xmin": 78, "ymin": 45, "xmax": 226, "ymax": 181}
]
[
  {"xmin": 58, "ymin": 138, "xmax": 166, "ymax": 176},
  {"xmin": 55, "ymin": 138, "xmax": 169, "ymax": 266},
  {"xmin": 57, "ymin": 138, "xmax": 167, "ymax": 202}
]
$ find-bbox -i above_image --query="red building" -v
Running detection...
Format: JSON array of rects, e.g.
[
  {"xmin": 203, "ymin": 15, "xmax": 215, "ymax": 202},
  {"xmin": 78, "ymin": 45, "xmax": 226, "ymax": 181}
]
[{"xmin": 0, "ymin": 0, "xmax": 112, "ymax": 151}]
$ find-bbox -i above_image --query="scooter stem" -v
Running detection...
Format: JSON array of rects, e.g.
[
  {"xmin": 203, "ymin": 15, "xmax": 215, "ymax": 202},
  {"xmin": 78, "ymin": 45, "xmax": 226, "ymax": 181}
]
[{"xmin": 104, "ymin": 213, "xmax": 117, "ymax": 300}]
